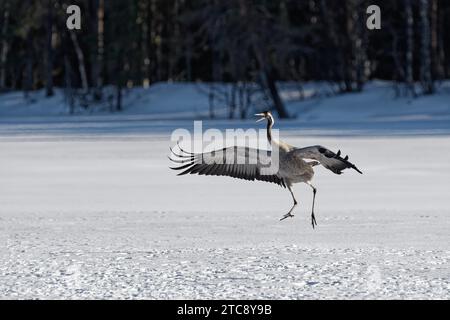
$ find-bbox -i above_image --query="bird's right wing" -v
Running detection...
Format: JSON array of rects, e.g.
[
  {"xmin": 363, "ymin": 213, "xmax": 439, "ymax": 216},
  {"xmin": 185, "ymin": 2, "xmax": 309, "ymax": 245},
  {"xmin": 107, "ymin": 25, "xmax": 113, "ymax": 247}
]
[
  {"xmin": 293, "ymin": 145, "xmax": 362, "ymax": 175},
  {"xmin": 169, "ymin": 144, "xmax": 286, "ymax": 188}
]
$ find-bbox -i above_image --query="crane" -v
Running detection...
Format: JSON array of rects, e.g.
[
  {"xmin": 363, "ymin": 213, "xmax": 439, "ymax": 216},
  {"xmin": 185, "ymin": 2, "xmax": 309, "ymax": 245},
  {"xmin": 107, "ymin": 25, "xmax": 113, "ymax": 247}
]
[{"xmin": 169, "ymin": 111, "xmax": 362, "ymax": 228}]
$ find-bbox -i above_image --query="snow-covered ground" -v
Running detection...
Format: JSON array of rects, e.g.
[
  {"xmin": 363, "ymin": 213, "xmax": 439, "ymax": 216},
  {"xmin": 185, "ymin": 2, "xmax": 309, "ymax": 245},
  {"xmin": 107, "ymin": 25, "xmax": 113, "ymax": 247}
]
[
  {"xmin": 1, "ymin": 81, "xmax": 450, "ymax": 123},
  {"xmin": 0, "ymin": 82, "xmax": 449, "ymax": 299}
]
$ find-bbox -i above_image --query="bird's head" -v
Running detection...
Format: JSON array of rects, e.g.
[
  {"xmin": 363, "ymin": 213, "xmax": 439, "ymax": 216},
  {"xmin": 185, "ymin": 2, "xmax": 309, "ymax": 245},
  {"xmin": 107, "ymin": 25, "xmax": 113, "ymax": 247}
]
[{"xmin": 255, "ymin": 111, "xmax": 273, "ymax": 123}]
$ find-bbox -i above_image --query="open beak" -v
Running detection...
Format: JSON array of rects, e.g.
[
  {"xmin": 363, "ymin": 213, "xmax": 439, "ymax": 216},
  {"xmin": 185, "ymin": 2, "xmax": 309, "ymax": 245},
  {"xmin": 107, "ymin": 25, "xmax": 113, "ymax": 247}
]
[{"xmin": 255, "ymin": 113, "xmax": 265, "ymax": 122}]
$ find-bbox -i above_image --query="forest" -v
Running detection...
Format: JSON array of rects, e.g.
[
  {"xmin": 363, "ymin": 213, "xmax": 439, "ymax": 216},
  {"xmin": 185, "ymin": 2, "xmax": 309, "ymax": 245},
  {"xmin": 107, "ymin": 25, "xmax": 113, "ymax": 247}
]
[{"xmin": 0, "ymin": 0, "xmax": 449, "ymax": 117}]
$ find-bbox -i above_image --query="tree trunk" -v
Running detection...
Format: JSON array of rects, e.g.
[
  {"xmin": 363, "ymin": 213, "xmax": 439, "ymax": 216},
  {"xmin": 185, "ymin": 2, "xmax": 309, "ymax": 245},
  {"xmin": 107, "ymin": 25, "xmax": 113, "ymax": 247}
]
[
  {"xmin": 116, "ymin": 82, "xmax": 122, "ymax": 112},
  {"xmin": 258, "ymin": 67, "xmax": 289, "ymax": 119},
  {"xmin": 90, "ymin": 0, "xmax": 104, "ymax": 99},
  {"xmin": 155, "ymin": 12, "xmax": 163, "ymax": 81},
  {"xmin": 185, "ymin": 35, "xmax": 193, "ymax": 81},
  {"xmin": 430, "ymin": 0, "xmax": 443, "ymax": 81},
  {"xmin": 89, "ymin": 0, "xmax": 98, "ymax": 89},
  {"xmin": 250, "ymin": 30, "xmax": 289, "ymax": 119},
  {"xmin": 355, "ymin": 2, "xmax": 367, "ymax": 91},
  {"xmin": 208, "ymin": 85, "xmax": 215, "ymax": 119},
  {"xmin": 64, "ymin": 55, "xmax": 75, "ymax": 114},
  {"xmin": 150, "ymin": 0, "xmax": 159, "ymax": 83},
  {"xmin": 229, "ymin": 84, "xmax": 237, "ymax": 119},
  {"xmin": 437, "ymin": 0, "xmax": 446, "ymax": 78},
  {"xmin": 389, "ymin": 25, "xmax": 405, "ymax": 96},
  {"xmin": 168, "ymin": 0, "xmax": 179, "ymax": 80},
  {"xmin": 69, "ymin": 31, "xmax": 89, "ymax": 94},
  {"xmin": 344, "ymin": 1, "xmax": 355, "ymax": 91},
  {"xmin": 140, "ymin": 0, "xmax": 150, "ymax": 86},
  {"xmin": 264, "ymin": 69, "xmax": 289, "ymax": 119},
  {"xmin": 419, "ymin": 0, "xmax": 434, "ymax": 94},
  {"xmin": 115, "ymin": 50, "xmax": 124, "ymax": 112},
  {"xmin": 405, "ymin": 0, "xmax": 415, "ymax": 96},
  {"xmin": 24, "ymin": 32, "xmax": 33, "ymax": 99},
  {"xmin": 45, "ymin": 0, "xmax": 54, "ymax": 97},
  {"xmin": 0, "ymin": 0, "xmax": 10, "ymax": 90},
  {"xmin": 319, "ymin": 0, "xmax": 345, "ymax": 88},
  {"xmin": 96, "ymin": 0, "xmax": 104, "ymax": 96}
]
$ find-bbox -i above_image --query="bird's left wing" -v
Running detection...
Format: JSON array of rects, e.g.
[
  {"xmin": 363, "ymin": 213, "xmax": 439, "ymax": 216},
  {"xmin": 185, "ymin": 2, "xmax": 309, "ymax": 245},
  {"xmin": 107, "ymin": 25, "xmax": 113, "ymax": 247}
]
[
  {"xmin": 293, "ymin": 145, "xmax": 362, "ymax": 175},
  {"xmin": 169, "ymin": 143, "xmax": 286, "ymax": 188}
]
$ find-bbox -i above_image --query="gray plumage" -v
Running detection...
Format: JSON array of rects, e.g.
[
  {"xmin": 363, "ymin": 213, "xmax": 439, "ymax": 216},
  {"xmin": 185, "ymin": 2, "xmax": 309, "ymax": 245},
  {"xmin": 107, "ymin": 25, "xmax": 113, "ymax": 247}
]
[
  {"xmin": 169, "ymin": 111, "xmax": 362, "ymax": 228},
  {"xmin": 170, "ymin": 145, "xmax": 287, "ymax": 187}
]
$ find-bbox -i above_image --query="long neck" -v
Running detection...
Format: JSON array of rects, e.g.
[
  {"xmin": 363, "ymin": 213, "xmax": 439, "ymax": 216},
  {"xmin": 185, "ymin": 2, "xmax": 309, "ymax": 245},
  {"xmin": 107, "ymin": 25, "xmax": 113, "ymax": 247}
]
[{"xmin": 266, "ymin": 115, "xmax": 274, "ymax": 143}]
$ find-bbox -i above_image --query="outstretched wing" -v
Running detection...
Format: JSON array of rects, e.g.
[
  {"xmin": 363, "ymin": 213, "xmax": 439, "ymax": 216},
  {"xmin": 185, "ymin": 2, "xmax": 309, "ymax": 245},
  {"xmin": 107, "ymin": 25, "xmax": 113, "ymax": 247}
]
[
  {"xmin": 169, "ymin": 143, "xmax": 286, "ymax": 188},
  {"xmin": 293, "ymin": 145, "xmax": 362, "ymax": 175}
]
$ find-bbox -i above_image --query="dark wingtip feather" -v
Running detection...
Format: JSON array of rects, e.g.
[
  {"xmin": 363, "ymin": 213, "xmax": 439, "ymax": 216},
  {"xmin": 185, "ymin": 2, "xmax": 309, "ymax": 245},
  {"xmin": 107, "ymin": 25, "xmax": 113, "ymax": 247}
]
[
  {"xmin": 330, "ymin": 149, "xmax": 362, "ymax": 175},
  {"xmin": 169, "ymin": 162, "xmax": 195, "ymax": 171},
  {"xmin": 168, "ymin": 156, "xmax": 192, "ymax": 164},
  {"xmin": 177, "ymin": 141, "xmax": 195, "ymax": 155},
  {"xmin": 354, "ymin": 166, "xmax": 363, "ymax": 174},
  {"xmin": 170, "ymin": 147, "xmax": 192, "ymax": 159},
  {"xmin": 177, "ymin": 165, "xmax": 198, "ymax": 176}
]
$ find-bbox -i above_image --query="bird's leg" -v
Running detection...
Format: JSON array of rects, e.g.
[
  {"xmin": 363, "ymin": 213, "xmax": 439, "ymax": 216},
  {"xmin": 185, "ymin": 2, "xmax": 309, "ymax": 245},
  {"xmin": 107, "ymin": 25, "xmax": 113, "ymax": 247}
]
[
  {"xmin": 280, "ymin": 186, "xmax": 297, "ymax": 221},
  {"xmin": 308, "ymin": 183, "xmax": 318, "ymax": 229},
  {"xmin": 280, "ymin": 201, "xmax": 297, "ymax": 221}
]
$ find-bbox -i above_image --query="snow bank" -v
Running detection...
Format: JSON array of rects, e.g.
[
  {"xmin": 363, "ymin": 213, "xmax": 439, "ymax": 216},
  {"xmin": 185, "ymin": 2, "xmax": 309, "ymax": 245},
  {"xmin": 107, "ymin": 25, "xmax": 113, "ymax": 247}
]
[{"xmin": 1, "ymin": 81, "xmax": 449, "ymax": 124}]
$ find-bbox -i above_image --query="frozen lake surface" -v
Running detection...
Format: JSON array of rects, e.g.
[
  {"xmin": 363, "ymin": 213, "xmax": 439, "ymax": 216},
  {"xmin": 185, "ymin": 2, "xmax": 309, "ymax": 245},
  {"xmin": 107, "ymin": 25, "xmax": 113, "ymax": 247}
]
[{"xmin": 0, "ymin": 118, "xmax": 449, "ymax": 299}]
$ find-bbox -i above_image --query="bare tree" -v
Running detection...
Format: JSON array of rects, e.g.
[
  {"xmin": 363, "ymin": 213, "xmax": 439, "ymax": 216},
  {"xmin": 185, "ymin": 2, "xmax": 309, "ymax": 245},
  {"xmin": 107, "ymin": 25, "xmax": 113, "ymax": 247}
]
[
  {"xmin": 139, "ymin": 0, "xmax": 151, "ymax": 86},
  {"xmin": 45, "ymin": 0, "xmax": 54, "ymax": 97},
  {"xmin": 0, "ymin": 0, "xmax": 10, "ymax": 90},
  {"xmin": 69, "ymin": 31, "xmax": 89, "ymax": 94},
  {"xmin": 24, "ymin": 31, "xmax": 33, "ymax": 99},
  {"xmin": 3, "ymin": 0, "xmax": 450, "ymax": 106},
  {"xmin": 430, "ymin": 0, "xmax": 444, "ymax": 82},
  {"xmin": 90, "ymin": 0, "xmax": 104, "ymax": 99},
  {"xmin": 419, "ymin": 0, "xmax": 434, "ymax": 94},
  {"xmin": 64, "ymin": 55, "xmax": 75, "ymax": 114},
  {"xmin": 405, "ymin": 0, "xmax": 416, "ymax": 96}
]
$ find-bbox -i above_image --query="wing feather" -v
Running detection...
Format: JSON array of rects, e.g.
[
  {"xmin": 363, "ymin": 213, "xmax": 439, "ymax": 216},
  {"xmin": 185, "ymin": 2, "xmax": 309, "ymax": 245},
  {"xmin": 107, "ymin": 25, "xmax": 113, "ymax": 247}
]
[
  {"xmin": 293, "ymin": 145, "xmax": 362, "ymax": 175},
  {"xmin": 169, "ymin": 145, "xmax": 286, "ymax": 188}
]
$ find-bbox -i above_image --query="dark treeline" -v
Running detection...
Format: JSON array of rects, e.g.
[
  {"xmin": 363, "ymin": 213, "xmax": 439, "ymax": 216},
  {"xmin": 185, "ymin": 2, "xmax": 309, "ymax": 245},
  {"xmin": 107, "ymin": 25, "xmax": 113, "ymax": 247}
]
[{"xmin": 0, "ymin": 0, "xmax": 449, "ymax": 117}]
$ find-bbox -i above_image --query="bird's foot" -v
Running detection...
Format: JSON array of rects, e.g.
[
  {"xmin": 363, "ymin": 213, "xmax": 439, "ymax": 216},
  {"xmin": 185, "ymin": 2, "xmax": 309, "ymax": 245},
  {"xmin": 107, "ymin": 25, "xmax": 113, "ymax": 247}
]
[
  {"xmin": 311, "ymin": 212, "xmax": 318, "ymax": 229},
  {"xmin": 280, "ymin": 213, "xmax": 295, "ymax": 221}
]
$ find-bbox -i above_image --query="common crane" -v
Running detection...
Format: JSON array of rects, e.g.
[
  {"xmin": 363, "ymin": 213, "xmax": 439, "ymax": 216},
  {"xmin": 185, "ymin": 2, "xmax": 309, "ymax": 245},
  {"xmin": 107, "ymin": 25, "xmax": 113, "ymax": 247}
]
[{"xmin": 169, "ymin": 111, "xmax": 362, "ymax": 228}]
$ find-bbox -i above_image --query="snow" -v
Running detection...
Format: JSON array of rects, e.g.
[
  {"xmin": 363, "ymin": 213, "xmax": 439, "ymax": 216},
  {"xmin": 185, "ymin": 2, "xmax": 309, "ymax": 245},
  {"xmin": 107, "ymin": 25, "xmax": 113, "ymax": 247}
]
[
  {"xmin": 1, "ymin": 81, "xmax": 450, "ymax": 123},
  {"xmin": 0, "ymin": 82, "xmax": 449, "ymax": 299},
  {"xmin": 0, "ymin": 83, "xmax": 228, "ymax": 119}
]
